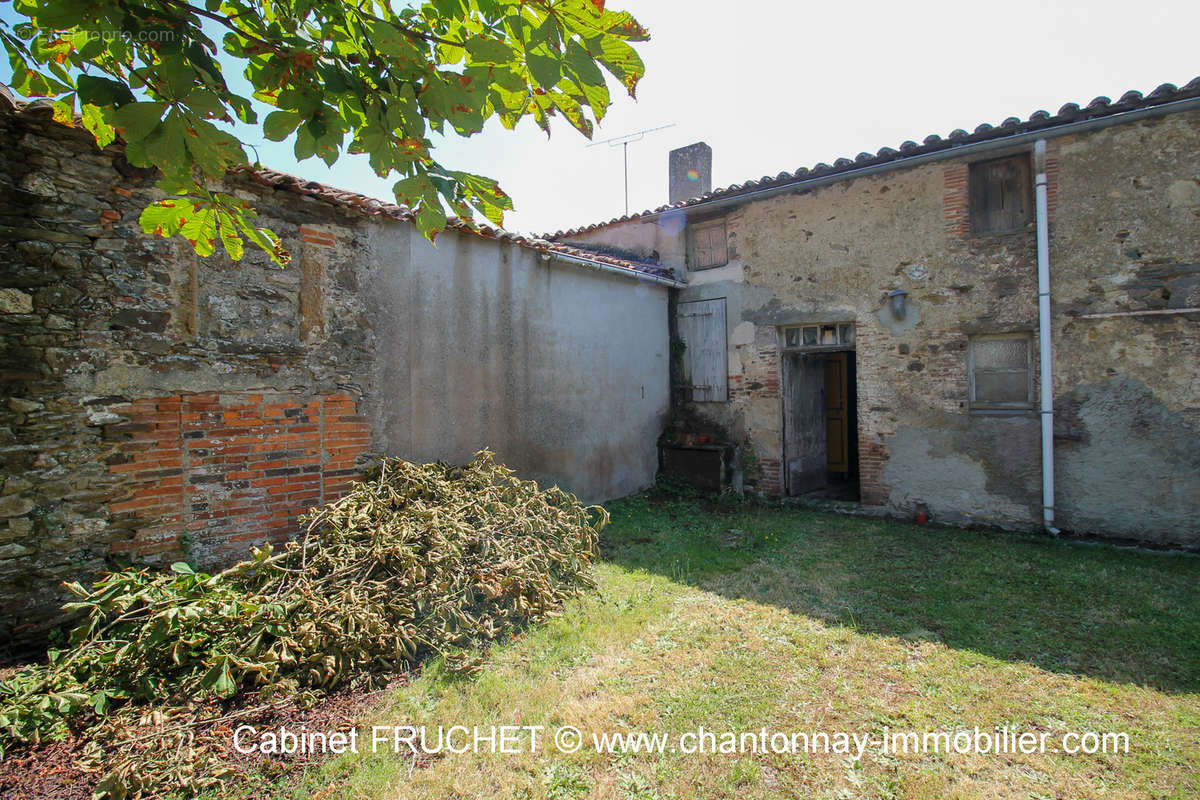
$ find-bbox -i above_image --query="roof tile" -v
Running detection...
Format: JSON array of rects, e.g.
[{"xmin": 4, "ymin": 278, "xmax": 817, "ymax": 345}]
[{"xmin": 549, "ymin": 77, "xmax": 1200, "ymax": 239}]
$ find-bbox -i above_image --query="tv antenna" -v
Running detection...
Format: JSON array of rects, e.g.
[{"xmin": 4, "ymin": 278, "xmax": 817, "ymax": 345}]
[{"xmin": 588, "ymin": 123, "xmax": 676, "ymax": 215}]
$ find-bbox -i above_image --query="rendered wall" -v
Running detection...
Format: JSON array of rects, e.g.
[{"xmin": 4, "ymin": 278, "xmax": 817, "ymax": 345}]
[{"xmin": 363, "ymin": 225, "xmax": 669, "ymax": 504}]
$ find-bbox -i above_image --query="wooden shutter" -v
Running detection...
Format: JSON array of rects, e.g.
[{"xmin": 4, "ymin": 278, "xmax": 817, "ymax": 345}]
[
  {"xmin": 690, "ymin": 220, "xmax": 728, "ymax": 269},
  {"xmin": 677, "ymin": 298, "xmax": 728, "ymax": 402},
  {"xmin": 969, "ymin": 156, "xmax": 1032, "ymax": 235}
]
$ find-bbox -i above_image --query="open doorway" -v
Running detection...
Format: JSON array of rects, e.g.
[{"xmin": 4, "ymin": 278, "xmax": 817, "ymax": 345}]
[{"xmin": 781, "ymin": 327, "xmax": 859, "ymax": 500}]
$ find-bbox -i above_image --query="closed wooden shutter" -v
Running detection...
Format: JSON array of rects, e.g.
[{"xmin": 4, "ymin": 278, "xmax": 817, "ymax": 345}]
[
  {"xmin": 969, "ymin": 156, "xmax": 1032, "ymax": 235},
  {"xmin": 690, "ymin": 220, "xmax": 728, "ymax": 269},
  {"xmin": 677, "ymin": 298, "xmax": 728, "ymax": 402}
]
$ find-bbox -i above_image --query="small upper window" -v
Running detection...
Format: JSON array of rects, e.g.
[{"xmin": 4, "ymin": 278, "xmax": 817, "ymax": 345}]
[
  {"xmin": 969, "ymin": 334, "xmax": 1033, "ymax": 410},
  {"xmin": 969, "ymin": 155, "xmax": 1032, "ymax": 235},
  {"xmin": 783, "ymin": 323, "xmax": 855, "ymax": 349},
  {"xmin": 690, "ymin": 219, "xmax": 728, "ymax": 269}
]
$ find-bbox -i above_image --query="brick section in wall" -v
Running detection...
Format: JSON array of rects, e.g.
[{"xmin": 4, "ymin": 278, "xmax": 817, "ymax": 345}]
[
  {"xmin": 107, "ymin": 392, "xmax": 368, "ymax": 567},
  {"xmin": 746, "ymin": 340, "xmax": 784, "ymax": 494},
  {"xmin": 943, "ymin": 162, "xmax": 970, "ymax": 239},
  {"xmin": 748, "ymin": 346, "xmax": 782, "ymax": 399},
  {"xmin": 851, "ymin": 320, "xmax": 889, "ymax": 507},
  {"xmin": 756, "ymin": 458, "xmax": 783, "ymax": 495},
  {"xmin": 106, "ymin": 397, "xmax": 186, "ymax": 563},
  {"xmin": 1044, "ymin": 138, "xmax": 1062, "ymax": 219},
  {"xmin": 858, "ymin": 439, "xmax": 888, "ymax": 506}
]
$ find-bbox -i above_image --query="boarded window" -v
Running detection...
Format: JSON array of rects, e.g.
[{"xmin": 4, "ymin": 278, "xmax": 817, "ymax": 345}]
[
  {"xmin": 677, "ymin": 298, "xmax": 727, "ymax": 402},
  {"xmin": 969, "ymin": 155, "xmax": 1032, "ymax": 235},
  {"xmin": 690, "ymin": 220, "xmax": 728, "ymax": 269},
  {"xmin": 969, "ymin": 334, "xmax": 1033, "ymax": 410}
]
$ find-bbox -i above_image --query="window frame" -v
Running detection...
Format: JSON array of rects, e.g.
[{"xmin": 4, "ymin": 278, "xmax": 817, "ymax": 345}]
[
  {"xmin": 967, "ymin": 333, "xmax": 1035, "ymax": 412},
  {"xmin": 688, "ymin": 218, "xmax": 729, "ymax": 270},
  {"xmin": 968, "ymin": 154, "xmax": 1034, "ymax": 236},
  {"xmin": 781, "ymin": 322, "xmax": 855, "ymax": 351}
]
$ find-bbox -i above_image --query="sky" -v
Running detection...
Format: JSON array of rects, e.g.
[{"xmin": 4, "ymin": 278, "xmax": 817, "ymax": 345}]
[{"xmin": 3, "ymin": 1, "xmax": 1199, "ymax": 235}]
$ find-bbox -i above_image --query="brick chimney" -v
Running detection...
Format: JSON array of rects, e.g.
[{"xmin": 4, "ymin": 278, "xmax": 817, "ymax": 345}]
[{"xmin": 668, "ymin": 142, "xmax": 712, "ymax": 205}]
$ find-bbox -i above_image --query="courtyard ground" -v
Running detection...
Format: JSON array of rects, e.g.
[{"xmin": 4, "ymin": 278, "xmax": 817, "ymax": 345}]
[{"xmin": 253, "ymin": 491, "xmax": 1199, "ymax": 799}]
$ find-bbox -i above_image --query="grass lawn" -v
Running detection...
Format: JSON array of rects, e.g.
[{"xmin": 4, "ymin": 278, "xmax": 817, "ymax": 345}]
[{"xmin": 259, "ymin": 493, "xmax": 1200, "ymax": 800}]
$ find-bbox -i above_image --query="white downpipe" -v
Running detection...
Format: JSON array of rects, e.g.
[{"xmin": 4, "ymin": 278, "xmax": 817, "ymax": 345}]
[{"xmin": 1034, "ymin": 140, "xmax": 1057, "ymax": 532}]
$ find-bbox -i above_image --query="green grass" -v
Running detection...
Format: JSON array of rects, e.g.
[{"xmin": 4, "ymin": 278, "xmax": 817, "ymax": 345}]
[{"xmin": 256, "ymin": 492, "xmax": 1200, "ymax": 800}]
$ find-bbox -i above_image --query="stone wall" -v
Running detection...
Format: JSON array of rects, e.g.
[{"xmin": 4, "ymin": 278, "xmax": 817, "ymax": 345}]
[
  {"xmin": 0, "ymin": 101, "xmax": 671, "ymax": 647},
  {"xmin": 0, "ymin": 103, "xmax": 378, "ymax": 644},
  {"xmin": 559, "ymin": 109, "xmax": 1200, "ymax": 547}
]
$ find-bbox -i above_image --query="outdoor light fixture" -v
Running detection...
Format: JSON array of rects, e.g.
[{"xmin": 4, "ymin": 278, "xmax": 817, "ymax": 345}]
[{"xmin": 887, "ymin": 288, "xmax": 908, "ymax": 319}]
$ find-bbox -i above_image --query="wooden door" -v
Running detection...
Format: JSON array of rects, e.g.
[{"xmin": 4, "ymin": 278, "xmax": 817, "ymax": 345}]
[
  {"xmin": 825, "ymin": 353, "xmax": 849, "ymax": 472},
  {"xmin": 676, "ymin": 299, "xmax": 728, "ymax": 402}
]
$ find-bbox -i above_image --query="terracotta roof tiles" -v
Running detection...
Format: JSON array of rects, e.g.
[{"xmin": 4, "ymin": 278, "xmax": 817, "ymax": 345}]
[
  {"xmin": 549, "ymin": 77, "xmax": 1200, "ymax": 239},
  {"xmin": 0, "ymin": 85, "xmax": 676, "ymax": 285},
  {"xmin": 239, "ymin": 165, "xmax": 679, "ymax": 281}
]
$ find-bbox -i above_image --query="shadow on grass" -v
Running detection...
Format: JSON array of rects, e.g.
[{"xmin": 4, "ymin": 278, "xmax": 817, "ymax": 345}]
[{"xmin": 601, "ymin": 490, "xmax": 1200, "ymax": 694}]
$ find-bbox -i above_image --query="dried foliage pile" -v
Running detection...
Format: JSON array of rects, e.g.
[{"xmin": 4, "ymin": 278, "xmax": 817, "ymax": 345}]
[{"xmin": 0, "ymin": 451, "xmax": 606, "ymax": 798}]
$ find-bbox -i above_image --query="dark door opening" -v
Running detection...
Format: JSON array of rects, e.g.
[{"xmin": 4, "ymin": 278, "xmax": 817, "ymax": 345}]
[{"xmin": 783, "ymin": 349, "xmax": 859, "ymax": 500}]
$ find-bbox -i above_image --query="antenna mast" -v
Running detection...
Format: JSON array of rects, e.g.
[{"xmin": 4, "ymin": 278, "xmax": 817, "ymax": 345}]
[{"xmin": 587, "ymin": 123, "xmax": 676, "ymax": 215}]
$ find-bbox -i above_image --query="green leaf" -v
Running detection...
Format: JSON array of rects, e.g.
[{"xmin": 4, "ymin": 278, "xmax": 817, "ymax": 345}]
[
  {"xmin": 525, "ymin": 50, "xmax": 562, "ymax": 92},
  {"xmin": 548, "ymin": 88, "xmax": 593, "ymax": 138},
  {"xmin": 215, "ymin": 210, "xmax": 244, "ymax": 261},
  {"xmin": 183, "ymin": 89, "xmax": 227, "ymax": 120},
  {"xmin": 414, "ymin": 203, "xmax": 447, "ymax": 242},
  {"xmin": 51, "ymin": 94, "xmax": 74, "ymax": 126},
  {"xmin": 113, "ymin": 102, "xmax": 168, "ymax": 144},
  {"xmin": 139, "ymin": 197, "xmax": 195, "ymax": 239},
  {"xmin": 75, "ymin": 74, "xmax": 135, "ymax": 107},
  {"xmin": 200, "ymin": 657, "xmax": 237, "ymax": 697},
  {"xmin": 143, "ymin": 111, "xmax": 190, "ymax": 177},
  {"xmin": 465, "ymin": 37, "xmax": 514, "ymax": 65},
  {"xmin": 170, "ymin": 562, "xmax": 195, "ymax": 575},
  {"xmin": 588, "ymin": 35, "xmax": 644, "ymax": 97},
  {"xmin": 450, "ymin": 169, "xmax": 513, "ymax": 227},
  {"xmin": 227, "ymin": 94, "xmax": 257, "ymax": 125},
  {"xmin": 233, "ymin": 214, "xmax": 288, "ymax": 266},
  {"xmin": 183, "ymin": 118, "xmax": 247, "ymax": 177},
  {"xmin": 565, "ymin": 39, "xmax": 605, "ymax": 87},
  {"xmin": 180, "ymin": 206, "xmax": 218, "ymax": 257},
  {"xmin": 5, "ymin": 44, "xmax": 72, "ymax": 98},
  {"xmin": 263, "ymin": 110, "xmax": 301, "ymax": 142}
]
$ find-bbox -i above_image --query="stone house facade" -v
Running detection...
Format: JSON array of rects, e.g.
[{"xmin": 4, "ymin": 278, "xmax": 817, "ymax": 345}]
[
  {"xmin": 0, "ymin": 92, "xmax": 675, "ymax": 646},
  {"xmin": 2, "ymin": 77, "xmax": 1198, "ymax": 646},
  {"xmin": 554, "ymin": 80, "xmax": 1200, "ymax": 548}
]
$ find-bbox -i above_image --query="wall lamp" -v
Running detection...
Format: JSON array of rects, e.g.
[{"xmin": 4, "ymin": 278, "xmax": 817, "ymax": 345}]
[{"xmin": 887, "ymin": 288, "xmax": 909, "ymax": 319}]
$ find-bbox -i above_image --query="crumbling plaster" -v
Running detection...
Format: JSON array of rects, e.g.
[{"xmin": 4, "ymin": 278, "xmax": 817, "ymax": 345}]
[{"xmin": 563, "ymin": 109, "xmax": 1200, "ymax": 544}]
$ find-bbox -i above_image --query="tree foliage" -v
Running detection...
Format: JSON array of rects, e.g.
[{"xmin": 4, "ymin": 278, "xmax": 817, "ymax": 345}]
[{"xmin": 1, "ymin": 0, "xmax": 648, "ymax": 263}]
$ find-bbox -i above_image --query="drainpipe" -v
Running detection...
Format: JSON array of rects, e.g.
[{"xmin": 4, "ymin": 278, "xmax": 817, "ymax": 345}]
[{"xmin": 1033, "ymin": 140, "xmax": 1057, "ymax": 533}]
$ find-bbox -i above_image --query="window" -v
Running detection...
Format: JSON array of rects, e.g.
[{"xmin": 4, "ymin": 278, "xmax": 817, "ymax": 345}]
[
  {"xmin": 969, "ymin": 155, "xmax": 1032, "ymax": 235},
  {"xmin": 783, "ymin": 323, "xmax": 854, "ymax": 350},
  {"xmin": 676, "ymin": 298, "xmax": 727, "ymax": 402},
  {"xmin": 689, "ymin": 219, "xmax": 728, "ymax": 269},
  {"xmin": 969, "ymin": 334, "xmax": 1033, "ymax": 410}
]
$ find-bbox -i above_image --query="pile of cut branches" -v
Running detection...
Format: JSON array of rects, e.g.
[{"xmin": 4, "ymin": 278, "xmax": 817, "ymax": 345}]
[{"xmin": 0, "ymin": 451, "xmax": 606, "ymax": 798}]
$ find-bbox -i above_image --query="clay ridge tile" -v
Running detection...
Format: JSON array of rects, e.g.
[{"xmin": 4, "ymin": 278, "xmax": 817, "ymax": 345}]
[
  {"xmin": 0, "ymin": 86, "xmax": 674, "ymax": 285},
  {"xmin": 548, "ymin": 77, "xmax": 1200, "ymax": 239}
]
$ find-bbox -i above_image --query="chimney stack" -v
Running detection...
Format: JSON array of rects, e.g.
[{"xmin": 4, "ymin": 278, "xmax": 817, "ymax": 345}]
[{"xmin": 668, "ymin": 142, "xmax": 712, "ymax": 205}]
